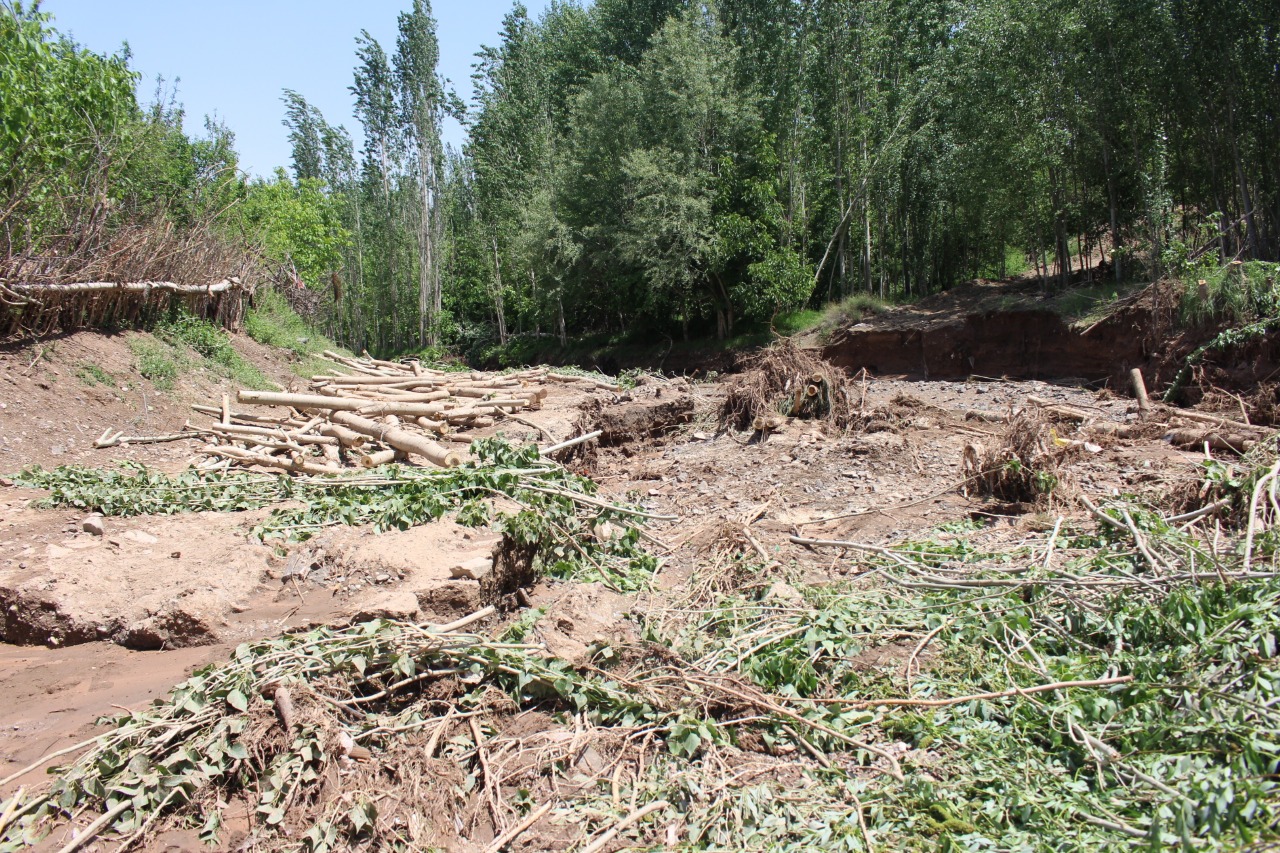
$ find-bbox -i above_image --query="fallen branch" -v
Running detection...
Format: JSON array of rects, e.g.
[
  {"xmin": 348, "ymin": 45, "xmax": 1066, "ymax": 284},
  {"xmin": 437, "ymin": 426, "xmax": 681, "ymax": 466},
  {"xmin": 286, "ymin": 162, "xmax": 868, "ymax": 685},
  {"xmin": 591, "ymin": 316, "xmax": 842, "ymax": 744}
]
[
  {"xmin": 485, "ymin": 801, "xmax": 554, "ymax": 853},
  {"xmin": 540, "ymin": 430, "xmax": 602, "ymax": 457},
  {"xmin": 577, "ymin": 800, "xmax": 671, "ymax": 853},
  {"xmin": 820, "ymin": 675, "xmax": 1134, "ymax": 708},
  {"xmin": 94, "ymin": 429, "xmax": 193, "ymax": 448}
]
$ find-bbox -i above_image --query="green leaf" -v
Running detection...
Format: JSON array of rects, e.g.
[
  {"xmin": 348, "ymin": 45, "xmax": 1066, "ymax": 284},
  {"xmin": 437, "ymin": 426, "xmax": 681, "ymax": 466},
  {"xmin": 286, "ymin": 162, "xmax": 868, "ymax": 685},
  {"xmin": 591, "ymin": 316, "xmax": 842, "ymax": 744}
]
[{"xmin": 226, "ymin": 689, "xmax": 249, "ymax": 712}]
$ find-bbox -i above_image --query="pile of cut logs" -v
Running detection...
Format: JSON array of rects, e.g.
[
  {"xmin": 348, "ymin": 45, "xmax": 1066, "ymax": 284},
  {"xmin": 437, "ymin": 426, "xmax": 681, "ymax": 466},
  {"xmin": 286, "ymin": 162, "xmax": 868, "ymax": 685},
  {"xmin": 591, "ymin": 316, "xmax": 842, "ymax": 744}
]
[{"xmin": 177, "ymin": 351, "xmax": 619, "ymax": 475}]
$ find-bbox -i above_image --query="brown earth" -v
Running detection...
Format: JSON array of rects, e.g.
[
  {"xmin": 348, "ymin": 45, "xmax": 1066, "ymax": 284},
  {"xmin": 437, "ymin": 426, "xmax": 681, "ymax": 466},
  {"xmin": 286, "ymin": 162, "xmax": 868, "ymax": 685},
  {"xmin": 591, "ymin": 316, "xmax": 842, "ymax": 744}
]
[
  {"xmin": 818, "ymin": 277, "xmax": 1280, "ymax": 408},
  {"xmin": 0, "ymin": 305, "xmax": 1255, "ymax": 850}
]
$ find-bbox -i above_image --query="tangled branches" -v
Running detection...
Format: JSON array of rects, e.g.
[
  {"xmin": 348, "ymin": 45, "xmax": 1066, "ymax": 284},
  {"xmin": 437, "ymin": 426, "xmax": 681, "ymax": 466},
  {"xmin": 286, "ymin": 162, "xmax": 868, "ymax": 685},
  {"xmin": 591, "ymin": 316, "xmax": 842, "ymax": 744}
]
[{"xmin": 720, "ymin": 339, "xmax": 854, "ymax": 431}]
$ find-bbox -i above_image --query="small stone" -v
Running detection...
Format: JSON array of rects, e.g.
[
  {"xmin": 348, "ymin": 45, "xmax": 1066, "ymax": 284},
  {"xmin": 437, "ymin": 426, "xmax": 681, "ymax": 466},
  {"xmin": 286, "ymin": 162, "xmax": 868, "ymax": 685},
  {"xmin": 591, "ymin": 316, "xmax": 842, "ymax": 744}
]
[
  {"xmin": 374, "ymin": 573, "xmax": 391, "ymax": 584},
  {"xmin": 170, "ymin": 551, "xmax": 181, "ymax": 559},
  {"xmin": 82, "ymin": 514, "xmax": 106, "ymax": 536},
  {"xmin": 449, "ymin": 556, "xmax": 493, "ymax": 580},
  {"xmin": 122, "ymin": 530, "xmax": 159, "ymax": 545}
]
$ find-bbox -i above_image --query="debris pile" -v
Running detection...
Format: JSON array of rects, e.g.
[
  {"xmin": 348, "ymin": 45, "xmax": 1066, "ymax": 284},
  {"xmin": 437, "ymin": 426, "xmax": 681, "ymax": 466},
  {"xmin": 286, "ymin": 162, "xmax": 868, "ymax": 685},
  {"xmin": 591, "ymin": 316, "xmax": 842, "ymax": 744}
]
[
  {"xmin": 720, "ymin": 339, "xmax": 854, "ymax": 432},
  {"xmin": 98, "ymin": 351, "xmax": 622, "ymax": 474}
]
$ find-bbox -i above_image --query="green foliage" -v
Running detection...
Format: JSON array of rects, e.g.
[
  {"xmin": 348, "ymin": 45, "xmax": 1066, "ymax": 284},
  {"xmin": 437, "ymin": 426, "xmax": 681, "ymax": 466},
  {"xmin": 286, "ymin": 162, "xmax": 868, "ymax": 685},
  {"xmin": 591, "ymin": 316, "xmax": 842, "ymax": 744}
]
[
  {"xmin": 1164, "ymin": 312, "xmax": 1280, "ymax": 403},
  {"xmin": 241, "ymin": 171, "xmax": 351, "ymax": 287},
  {"xmin": 127, "ymin": 335, "xmax": 182, "ymax": 389},
  {"xmin": 0, "ymin": 3, "xmax": 136, "ymax": 236},
  {"xmin": 244, "ymin": 288, "xmax": 340, "ymax": 358},
  {"xmin": 1178, "ymin": 261, "xmax": 1280, "ymax": 328},
  {"xmin": 155, "ymin": 313, "xmax": 273, "ymax": 389},
  {"xmin": 74, "ymin": 362, "xmax": 113, "ymax": 387},
  {"xmin": 0, "ymin": 618, "xmax": 674, "ymax": 851},
  {"xmin": 649, "ymin": 512, "xmax": 1280, "ymax": 850}
]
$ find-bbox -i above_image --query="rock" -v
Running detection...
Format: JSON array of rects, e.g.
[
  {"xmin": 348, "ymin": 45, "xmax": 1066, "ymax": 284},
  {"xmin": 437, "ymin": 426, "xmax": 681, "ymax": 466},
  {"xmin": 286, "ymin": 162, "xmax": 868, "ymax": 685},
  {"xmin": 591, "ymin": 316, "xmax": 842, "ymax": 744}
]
[
  {"xmin": 763, "ymin": 581, "xmax": 806, "ymax": 608},
  {"xmin": 121, "ymin": 530, "xmax": 159, "ymax": 545},
  {"xmin": 449, "ymin": 556, "xmax": 493, "ymax": 580},
  {"xmin": 81, "ymin": 514, "xmax": 106, "ymax": 536}
]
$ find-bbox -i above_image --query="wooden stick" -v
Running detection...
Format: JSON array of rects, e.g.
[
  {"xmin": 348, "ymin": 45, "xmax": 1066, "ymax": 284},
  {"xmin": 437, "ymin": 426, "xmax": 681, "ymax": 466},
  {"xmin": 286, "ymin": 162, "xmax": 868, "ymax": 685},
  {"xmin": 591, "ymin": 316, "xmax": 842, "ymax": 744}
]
[
  {"xmin": 191, "ymin": 404, "xmax": 293, "ymax": 425},
  {"xmin": 819, "ymin": 675, "xmax": 1133, "ymax": 708},
  {"xmin": 578, "ymin": 800, "xmax": 671, "ymax": 853},
  {"xmin": 432, "ymin": 605, "xmax": 496, "ymax": 633},
  {"xmin": 1129, "ymin": 368, "xmax": 1151, "ymax": 413},
  {"xmin": 94, "ymin": 431, "xmax": 192, "ymax": 448},
  {"xmin": 540, "ymin": 430, "xmax": 602, "ymax": 457},
  {"xmin": 53, "ymin": 799, "xmax": 132, "ymax": 853},
  {"xmin": 485, "ymin": 801, "xmax": 554, "ymax": 853},
  {"xmin": 510, "ymin": 415, "xmax": 554, "ymax": 441}
]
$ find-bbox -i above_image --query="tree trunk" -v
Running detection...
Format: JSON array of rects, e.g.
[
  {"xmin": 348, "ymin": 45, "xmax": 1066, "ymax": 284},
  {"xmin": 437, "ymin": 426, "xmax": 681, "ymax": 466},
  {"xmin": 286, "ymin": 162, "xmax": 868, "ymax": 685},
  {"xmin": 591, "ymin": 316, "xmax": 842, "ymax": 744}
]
[
  {"xmin": 491, "ymin": 236, "xmax": 508, "ymax": 346},
  {"xmin": 1102, "ymin": 139, "xmax": 1122, "ymax": 281}
]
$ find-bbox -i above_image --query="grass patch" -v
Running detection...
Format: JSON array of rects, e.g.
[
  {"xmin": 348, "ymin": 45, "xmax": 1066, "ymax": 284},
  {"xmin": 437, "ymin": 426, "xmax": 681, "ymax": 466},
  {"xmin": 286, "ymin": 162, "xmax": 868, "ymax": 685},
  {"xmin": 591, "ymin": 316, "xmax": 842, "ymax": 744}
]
[
  {"xmin": 157, "ymin": 314, "xmax": 275, "ymax": 389},
  {"xmin": 1178, "ymin": 260, "xmax": 1280, "ymax": 327},
  {"xmin": 245, "ymin": 289, "xmax": 341, "ymax": 357},
  {"xmin": 74, "ymin": 361, "xmax": 113, "ymax": 387},
  {"xmin": 128, "ymin": 336, "xmax": 183, "ymax": 390}
]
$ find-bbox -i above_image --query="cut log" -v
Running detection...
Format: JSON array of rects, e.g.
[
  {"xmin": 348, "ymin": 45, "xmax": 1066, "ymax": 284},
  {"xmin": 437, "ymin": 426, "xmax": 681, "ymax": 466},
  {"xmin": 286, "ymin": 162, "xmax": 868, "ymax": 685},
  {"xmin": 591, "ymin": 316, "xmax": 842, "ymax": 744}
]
[
  {"xmin": 207, "ymin": 422, "xmax": 338, "ymax": 445},
  {"xmin": 318, "ymin": 424, "xmax": 368, "ymax": 448},
  {"xmin": 8, "ymin": 278, "xmax": 241, "ymax": 295},
  {"xmin": 202, "ymin": 446, "xmax": 342, "ymax": 475},
  {"xmin": 1166, "ymin": 429, "xmax": 1255, "ymax": 453},
  {"xmin": 320, "ymin": 375, "xmax": 440, "ymax": 387},
  {"xmin": 1159, "ymin": 406, "xmax": 1266, "ymax": 434},
  {"xmin": 358, "ymin": 449, "xmax": 406, "ymax": 468},
  {"xmin": 330, "ymin": 411, "xmax": 463, "ymax": 468},
  {"xmin": 1129, "ymin": 368, "xmax": 1151, "ymax": 413},
  {"xmin": 1027, "ymin": 396, "xmax": 1093, "ymax": 422},
  {"xmin": 238, "ymin": 390, "xmax": 447, "ymax": 419},
  {"xmin": 752, "ymin": 413, "xmax": 788, "ymax": 433}
]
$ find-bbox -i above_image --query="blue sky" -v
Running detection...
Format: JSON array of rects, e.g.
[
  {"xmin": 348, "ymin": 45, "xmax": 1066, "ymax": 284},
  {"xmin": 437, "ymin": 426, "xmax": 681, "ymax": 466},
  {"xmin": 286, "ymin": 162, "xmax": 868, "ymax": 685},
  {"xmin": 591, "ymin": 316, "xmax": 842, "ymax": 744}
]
[{"xmin": 40, "ymin": 0, "xmax": 551, "ymax": 178}]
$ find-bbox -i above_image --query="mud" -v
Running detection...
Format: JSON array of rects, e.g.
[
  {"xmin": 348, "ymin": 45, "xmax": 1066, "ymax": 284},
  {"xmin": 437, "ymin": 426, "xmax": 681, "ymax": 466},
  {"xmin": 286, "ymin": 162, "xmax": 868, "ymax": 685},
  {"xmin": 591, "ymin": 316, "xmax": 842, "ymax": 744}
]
[
  {"xmin": 585, "ymin": 393, "xmax": 696, "ymax": 445},
  {"xmin": 821, "ymin": 308, "xmax": 1148, "ymax": 382}
]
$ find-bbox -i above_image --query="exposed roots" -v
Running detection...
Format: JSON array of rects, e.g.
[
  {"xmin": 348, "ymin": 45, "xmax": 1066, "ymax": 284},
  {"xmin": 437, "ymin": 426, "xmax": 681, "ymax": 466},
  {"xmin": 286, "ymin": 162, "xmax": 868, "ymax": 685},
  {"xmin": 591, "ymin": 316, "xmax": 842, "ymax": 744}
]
[
  {"xmin": 720, "ymin": 340, "xmax": 854, "ymax": 431},
  {"xmin": 964, "ymin": 410, "xmax": 1077, "ymax": 503}
]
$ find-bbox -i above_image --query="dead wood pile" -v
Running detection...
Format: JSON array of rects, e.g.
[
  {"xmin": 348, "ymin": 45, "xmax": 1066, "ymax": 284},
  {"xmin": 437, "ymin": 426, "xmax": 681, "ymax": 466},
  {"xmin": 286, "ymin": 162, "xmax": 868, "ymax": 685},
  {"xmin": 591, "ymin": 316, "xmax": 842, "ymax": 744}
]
[
  {"xmin": 98, "ymin": 352, "xmax": 620, "ymax": 474},
  {"xmin": 721, "ymin": 340, "xmax": 854, "ymax": 431},
  {"xmin": 1, "ymin": 277, "xmax": 249, "ymax": 337},
  {"xmin": 963, "ymin": 410, "xmax": 1079, "ymax": 503}
]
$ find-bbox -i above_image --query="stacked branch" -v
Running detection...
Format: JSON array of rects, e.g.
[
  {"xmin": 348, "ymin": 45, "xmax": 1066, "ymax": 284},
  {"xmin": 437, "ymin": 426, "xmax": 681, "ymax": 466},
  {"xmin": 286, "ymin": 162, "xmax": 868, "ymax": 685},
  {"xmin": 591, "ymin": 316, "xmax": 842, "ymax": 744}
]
[{"xmin": 171, "ymin": 354, "xmax": 615, "ymax": 475}]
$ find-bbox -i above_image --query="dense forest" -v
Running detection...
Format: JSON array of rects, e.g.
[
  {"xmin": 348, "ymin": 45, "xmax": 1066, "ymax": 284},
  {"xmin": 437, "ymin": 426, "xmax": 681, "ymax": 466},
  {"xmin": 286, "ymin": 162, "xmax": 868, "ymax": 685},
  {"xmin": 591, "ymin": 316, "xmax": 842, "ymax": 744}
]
[{"xmin": 3, "ymin": 0, "xmax": 1278, "ymax": 358}]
